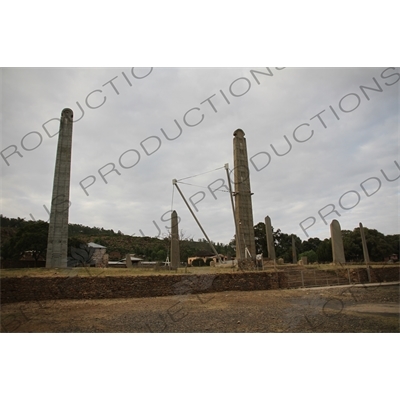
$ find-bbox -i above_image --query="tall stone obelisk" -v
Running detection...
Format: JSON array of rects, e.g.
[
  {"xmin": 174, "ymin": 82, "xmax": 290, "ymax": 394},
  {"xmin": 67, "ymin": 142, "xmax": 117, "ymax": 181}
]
[
  {"xmin": 233, "ymin": 129, "xmax": 256, "ymax": 261},
  {"xmin": 46, "ymin": 108, "xmax": 74, "ymax": 268}
]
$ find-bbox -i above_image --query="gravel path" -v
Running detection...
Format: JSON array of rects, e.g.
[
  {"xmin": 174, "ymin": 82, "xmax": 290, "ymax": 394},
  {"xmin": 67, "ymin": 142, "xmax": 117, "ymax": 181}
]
[{"xmin": 1, "ymin": 284, "xmax": 399, "ymax": 333}]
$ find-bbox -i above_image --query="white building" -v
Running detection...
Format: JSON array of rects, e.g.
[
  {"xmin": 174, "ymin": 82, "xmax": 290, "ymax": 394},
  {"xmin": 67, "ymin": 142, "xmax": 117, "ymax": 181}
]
[{"xmin": 87, "ymin": 242, "xmax": 108, "ymax": 268}]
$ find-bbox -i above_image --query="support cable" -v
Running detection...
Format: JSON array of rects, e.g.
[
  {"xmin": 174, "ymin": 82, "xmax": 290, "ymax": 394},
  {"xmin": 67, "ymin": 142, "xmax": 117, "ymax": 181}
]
[
  {"xmin": 177, "ymin": 166, "xmax": 225, "ymax": 182},
  {"xmin": 177, "ymin": 181, "xmax": 230, "ymax": 193}
]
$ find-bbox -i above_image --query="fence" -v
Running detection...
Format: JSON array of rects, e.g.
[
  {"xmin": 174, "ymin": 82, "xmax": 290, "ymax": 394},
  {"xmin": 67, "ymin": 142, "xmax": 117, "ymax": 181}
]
[{"xmin": 284, "ymin": 267, "xmax": 362, "ymax": 289}]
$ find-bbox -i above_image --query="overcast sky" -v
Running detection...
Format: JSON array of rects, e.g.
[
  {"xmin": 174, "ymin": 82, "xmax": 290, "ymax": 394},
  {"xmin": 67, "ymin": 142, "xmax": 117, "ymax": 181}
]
[{"xmin": 1, "ymin": 67, "xmax": 399, "ymax": 244}]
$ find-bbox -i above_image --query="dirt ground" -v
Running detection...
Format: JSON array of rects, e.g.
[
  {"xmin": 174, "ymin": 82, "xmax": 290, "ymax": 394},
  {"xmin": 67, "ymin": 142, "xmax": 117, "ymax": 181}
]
[{"xmin": 1, "ymin": 283, "xmax": 399, "ymax": 333}]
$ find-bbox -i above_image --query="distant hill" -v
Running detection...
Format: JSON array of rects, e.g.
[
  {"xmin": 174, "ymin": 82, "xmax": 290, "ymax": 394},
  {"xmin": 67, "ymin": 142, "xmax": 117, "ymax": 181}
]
[
  {"xmin": 2, "ymin": 215, "xmax": 397, "ymax": 263},
  {"xmin": 0, "ymin": 215, "xmax": 234, "ymax": 262}
]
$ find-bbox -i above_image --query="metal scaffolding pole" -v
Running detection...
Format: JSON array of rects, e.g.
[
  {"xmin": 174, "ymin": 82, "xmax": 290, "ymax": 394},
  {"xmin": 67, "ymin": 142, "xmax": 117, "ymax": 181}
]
[
  {"xmin": 173, "ymin": 180, "xmax": 220, "ymax": 260},
  {"xmin": 224, "ymin": 163, "xmax": 241, "ymax": 264}
]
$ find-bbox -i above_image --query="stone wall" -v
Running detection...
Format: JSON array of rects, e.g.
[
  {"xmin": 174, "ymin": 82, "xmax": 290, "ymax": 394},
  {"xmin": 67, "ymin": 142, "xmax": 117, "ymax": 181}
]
[
  {"xmin": 1, "ymin": 267, "xmax": 398, "ymax": 305},
  {"xmin": 1, "ymin": 271, "xmax": 284, "ymax": 304}
]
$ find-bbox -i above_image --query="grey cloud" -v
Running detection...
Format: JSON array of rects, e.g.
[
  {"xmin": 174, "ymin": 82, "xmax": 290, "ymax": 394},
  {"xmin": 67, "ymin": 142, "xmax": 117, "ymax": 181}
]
[{"xmin": 2, "ymin": 67, "xmax": 398, "ymax": 244}]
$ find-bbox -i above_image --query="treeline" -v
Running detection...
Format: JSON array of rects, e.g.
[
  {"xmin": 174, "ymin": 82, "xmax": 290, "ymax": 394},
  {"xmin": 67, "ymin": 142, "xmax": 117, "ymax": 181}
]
[
  {"xmin": 1, "ymin": 215, "xmax": 398, "ymax": 264},
  {"xmin": 0, "ymin": 215, "xmax": 121, "ymax": 236},
  {"xmin": 84, "ymin": 235, "xmax": 233, "ymax": 262},
  {"xmin": 253, "ymin": 222, "xmax": 399, "ymax": 263},
  {"xmin": 0, "ymin": 215, "xmax": 233, "ymax": 263}
]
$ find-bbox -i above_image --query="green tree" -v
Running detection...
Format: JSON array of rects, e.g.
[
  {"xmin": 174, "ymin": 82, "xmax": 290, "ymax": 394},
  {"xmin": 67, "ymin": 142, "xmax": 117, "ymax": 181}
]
[
  {"xmin": 342, "ymin": 230, "xmax": 363, "ymax": 262},
  {"xmin": 316, "ymin": 239, "xmax": 332, "ymax": 263},
  {"xmin": 254, "ymin": 222, "xmax": 267, "ymax": 256},
  {"xmin": 1, "ymin": 221, "xmax": 49, "ymax": 266},
  {"xmin": 342, "ymin": 227, "xmax": 396, "ymax": 262},
  {"xmin": 298, "ymin": 250, "xmax": 318, "ymax": 264},
  {"xmin": 68, "ymin": 237, "xmax": 87, "ymax": 257},
  {"xmin": 93, "ymin": 237, "xmax": 108, "ymax": 247},
  {"xmin": 252, "ymin": 223, "xmax": 302, "ymax": 262},
  {"xmin": 384, "ymin": 234, "xmax": 400, "ymax": 258},
  {"xmin": 302, "ymin": 237, "xmax": 322, "ymax": 253},
  {"xmin": 0, "ymin": 215, "xmax": 26, "ymax": 228},
  {"xmin": 275, "ymin": 231, "xmax": 300, "ymax": 263},
  {"xmin": 358, "ymin": 227, "xmax": 394, "ymax": 261}
]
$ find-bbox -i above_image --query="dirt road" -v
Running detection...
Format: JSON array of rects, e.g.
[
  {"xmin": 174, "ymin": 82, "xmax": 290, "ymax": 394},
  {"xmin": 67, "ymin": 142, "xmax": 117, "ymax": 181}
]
[{"xmin": 1, "ymin": 284, "xmax": 398, "ymax": 333}]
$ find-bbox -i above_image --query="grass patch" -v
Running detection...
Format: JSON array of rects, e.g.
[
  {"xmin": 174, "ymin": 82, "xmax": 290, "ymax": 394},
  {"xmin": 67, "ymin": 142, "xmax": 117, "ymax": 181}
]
[
  {"xmin": 0, "ymin": 264, "xmax": 240, "ymax": 278},
  {"xmin": 1, "ymin": 263, "xmax": 396, "ymax": 278}
]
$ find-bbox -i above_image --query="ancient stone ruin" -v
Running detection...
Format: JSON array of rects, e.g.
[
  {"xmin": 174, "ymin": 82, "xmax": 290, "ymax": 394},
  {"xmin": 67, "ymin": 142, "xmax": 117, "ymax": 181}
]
[
  {"xmin": 233, "ymin": 129, "xmax": 256, "ymax": 264},
  {"xmin": 46, "ymin": 108, "xmax": 73, "ymax": 268},
  {"xmin": 330, "ymin": 219, "xmax": 346, "ymax": 264}
]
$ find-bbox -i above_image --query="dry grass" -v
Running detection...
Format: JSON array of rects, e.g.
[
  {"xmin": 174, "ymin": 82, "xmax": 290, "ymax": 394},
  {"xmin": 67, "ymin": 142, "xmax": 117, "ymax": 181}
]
[
  {"xmin": 0, "ymin": 264, "xmax": 239, "ymax": 278},
  {"xmin": 1, "ymin": 262, "xmax": 397, "ymax": 278}
]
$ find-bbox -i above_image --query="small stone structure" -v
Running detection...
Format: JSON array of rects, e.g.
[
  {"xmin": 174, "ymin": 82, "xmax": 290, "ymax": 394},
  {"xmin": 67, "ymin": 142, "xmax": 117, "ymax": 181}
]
[
  {"xmin": 188, "ymin": 254, "xmax": 227, "ymax": 266},
  {"xmin": 87, "ymin": 242, "xmax": 108, "ymax": 268},
  {"xmin": 125, "ymin": 254, "xmax": 133, "ymax": 268},
  {"xmin": 107, "ymin": 255, "xmax": 143, "ymax": 268},
  {"xmin": 297, "ymin": 257, "xmax": 307, "ymax": 266},
  {"xmin": 330, "ymin": 219, "xmax": 346, "ymax": 264}
]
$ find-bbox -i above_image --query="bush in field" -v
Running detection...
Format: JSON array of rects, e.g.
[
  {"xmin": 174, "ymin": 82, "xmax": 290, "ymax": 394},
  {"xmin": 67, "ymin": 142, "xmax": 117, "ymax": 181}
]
[{"xmin": 298, "ymin": 250, "xmax": 318, "ymax": 264}]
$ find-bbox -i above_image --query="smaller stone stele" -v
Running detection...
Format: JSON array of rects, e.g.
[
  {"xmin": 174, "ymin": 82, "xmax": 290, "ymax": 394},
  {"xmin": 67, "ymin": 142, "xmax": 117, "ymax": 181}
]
[
  {"xmin": 301, "ymin": 256, "xmax": 308, "ymax": 266},
  {"xmin": 170, "ymin": 210, "xmax": 180, "ymax": 269},
  {"xmin": 265, "ymin": 216, "xmax": 276, "ymax": 261},
  {"xmin": 291, "ymin": 235, "xmax": 297, "ymax": 264},
  {"xmin": 126, "ymin": 254, "xmax": 133, "ymax": 268},
  {"xmin": 359, "ymin": 222, "xmax": 370, "ymax": 264},
  {"xmin": 330, "ymin": 219, "xmax": 346, "ymax": 264},
  {"xmin": 277, "ymin": 258, "xmax": 284, "ymax": 265}
]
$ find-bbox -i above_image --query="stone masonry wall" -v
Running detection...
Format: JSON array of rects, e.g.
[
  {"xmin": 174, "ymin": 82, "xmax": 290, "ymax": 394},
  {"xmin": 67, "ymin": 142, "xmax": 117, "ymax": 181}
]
[
  {"xmin": 2, "ymin": 271, "xmax": 284, "ymax": 304},
  {"xmin": 1, "ymin": 267, "xmax": 398, "ymax": 305}
]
